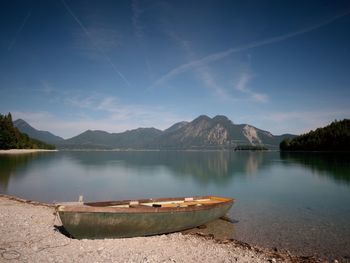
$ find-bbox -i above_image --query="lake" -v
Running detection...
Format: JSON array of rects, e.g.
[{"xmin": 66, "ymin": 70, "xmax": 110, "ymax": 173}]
[{"xmin": 0, "ymin": 150, "xmax": 349, "ymax": 259}]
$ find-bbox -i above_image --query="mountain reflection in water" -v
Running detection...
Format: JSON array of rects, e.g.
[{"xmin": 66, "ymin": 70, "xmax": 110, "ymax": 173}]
[
  {"xmin": 1, "ymin": 151, "xmax": 349, "ymax": 191},
  {"xmin": 62, "ymin": 151, "xmax": 267, "ymax": 184},
  {"xmin": 0, "ymin": 151, "xmax": 349, "ymax": 259}
]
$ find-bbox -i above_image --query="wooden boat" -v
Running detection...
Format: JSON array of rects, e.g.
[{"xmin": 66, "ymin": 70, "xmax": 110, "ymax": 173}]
[{"xmin": 57, "ymin": 196, "xmax": 234, "ymax": 239}]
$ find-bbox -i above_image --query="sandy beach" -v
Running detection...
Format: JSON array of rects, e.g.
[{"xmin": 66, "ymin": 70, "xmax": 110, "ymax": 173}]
[
  {"xmin": 0, "ymin": 195, "xmax": 323, "ymax": 263},
  {"xmin": 0, "ymin": 149, "xmax": 58, "ymax": 154}
]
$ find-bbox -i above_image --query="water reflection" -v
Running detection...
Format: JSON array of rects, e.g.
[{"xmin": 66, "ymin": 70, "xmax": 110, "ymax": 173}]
[
  {"xmin": 0, "ymin": 151, "xmax": 350, "ymax": 256},
  {"xmin": 63, "ymin": 151, "xmax": 268, "ymax": 185},
  {"xmin": 280, "ymin": 152, "xmax": 350, "ymax": 185},
  {"xmin": 0, "ymin": 151, "xmax": 272, "ymax": 192},
  {"xmin": 0, "ymin": 151, "xmax": 349, "ymax": 259},
  {"xmin": 2, "ymin": 151, "xmax": 349, "ymax": 192},
  {"xmin": 0, "ymin": 154, "xmax": 39, "ymax": 190}
]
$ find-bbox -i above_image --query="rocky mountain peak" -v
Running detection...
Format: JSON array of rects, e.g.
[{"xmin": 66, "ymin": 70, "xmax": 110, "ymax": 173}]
[
  {"xmin": 13, "ymin": 118, "xmax": 64, "ymax": 144},
  {"xmin": 212, "ymin": 115, "xmax": 230, "ymax": 123},
  {"xmin": 164, "ymin": 121, "xmax": 189, "ymax": 133},
  {"xmin": 193, "ymin": 115, "xmax": 211, "ymax": 123},
  {"xmin": 14, "ymin": 115, "xmax": 296, "ymax": 150}
]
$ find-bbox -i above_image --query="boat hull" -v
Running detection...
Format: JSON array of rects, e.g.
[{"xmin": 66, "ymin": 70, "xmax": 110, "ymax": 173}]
[{"xmin": 58, "ymin": 201, "xmax": 232, "ymax": 239}]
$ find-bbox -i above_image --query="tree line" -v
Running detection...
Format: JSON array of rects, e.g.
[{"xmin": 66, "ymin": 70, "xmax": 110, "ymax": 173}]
[
  {"xmin": 234, "ymin": 145, "xmax": 267, "ymax": 151},
  {"xmin": 0, "ymin": 113, "xmax": 55, "ymax": 150},
  {"xmin": 280, "ymin": 119, "xmax": 350, "ymax": 151}
]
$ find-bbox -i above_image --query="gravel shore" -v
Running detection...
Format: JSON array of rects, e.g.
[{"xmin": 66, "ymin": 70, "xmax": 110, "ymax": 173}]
[{"xmin": 0, "ymin": 195, "xmax": 320, "ymax": 263}]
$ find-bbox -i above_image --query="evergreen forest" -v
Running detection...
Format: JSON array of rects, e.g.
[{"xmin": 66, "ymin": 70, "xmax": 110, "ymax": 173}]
[
  {"xmin": 280, "ymin": 119, "xmax": 350, "ymax": 151},
  {"xmin": 0, "ymin": 113, "xmax": 55, "ymax": 150}
]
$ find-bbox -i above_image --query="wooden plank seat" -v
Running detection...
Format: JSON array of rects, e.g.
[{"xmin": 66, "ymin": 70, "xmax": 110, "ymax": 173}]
[
  {"xmin": 107, "ymin": 198, "xmax": 222, "ymax": 208},
  {"xmin": 158, "ymin": 200, "xmax": 222, "ymax": 208}
]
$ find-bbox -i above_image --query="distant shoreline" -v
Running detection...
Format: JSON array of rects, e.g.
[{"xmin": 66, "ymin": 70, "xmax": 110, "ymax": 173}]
[
  {"xmin": 57, "ymin": 148, "xmax": 276, "ymax": 152},
  {"xmin": 0, "ymin": 149, "xmax": 58, "ymax": 154}
]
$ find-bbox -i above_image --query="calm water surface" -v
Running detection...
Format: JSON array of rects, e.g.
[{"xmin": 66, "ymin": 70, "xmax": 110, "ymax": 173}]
[{"xmin": 0, "ymin": 151, "xmax": 349, "ymax": 259}]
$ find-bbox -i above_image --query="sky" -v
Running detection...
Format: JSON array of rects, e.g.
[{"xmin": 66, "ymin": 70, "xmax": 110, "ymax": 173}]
[{"xmin": 0, "ymin": 0, "xmax": 350, "ymax": 139}]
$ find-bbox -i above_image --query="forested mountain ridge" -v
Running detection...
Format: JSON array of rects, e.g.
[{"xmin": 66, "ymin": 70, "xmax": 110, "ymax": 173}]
[
  {"xmin": 0, "ymin": 113, "xmax": 55, "ymax": 150},
  {"xmin": 280, "ymin": 119, "xmax": 350, "ymax": 151},
  {"xmin": 13, "ymin": 119, "xmax": 64, "ymax": 144},
  {"xmin": 14, "ymin": 115, "xmax": 294, "ymax": 150},
  {"xmin": 60, "ymin": 128, "xmax": 163, "ymax": 149}
]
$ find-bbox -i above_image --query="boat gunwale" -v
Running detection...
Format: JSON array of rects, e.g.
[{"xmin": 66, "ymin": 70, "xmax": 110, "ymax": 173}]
[{"xmin": 57, "ymin": 196, "xmax": 234, "ymax": 213}]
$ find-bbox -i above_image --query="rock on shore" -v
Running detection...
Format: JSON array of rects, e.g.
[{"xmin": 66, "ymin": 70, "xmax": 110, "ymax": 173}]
[{"xmin": 0, "ymin": 195, "xmax": 316, "ymax": 262}]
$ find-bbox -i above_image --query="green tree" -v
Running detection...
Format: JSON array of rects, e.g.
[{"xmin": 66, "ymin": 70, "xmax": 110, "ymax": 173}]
[
  {"xmin": 0, "ymin": 112, "xmax": 56, "ymax": 150},
  {"xmin": 280, "ymin": 119, "xmax": 350, "ymax": 152}
]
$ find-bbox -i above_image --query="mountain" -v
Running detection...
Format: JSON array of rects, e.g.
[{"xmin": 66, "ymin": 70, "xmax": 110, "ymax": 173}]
[
  {"xmin": 60, "ymin": 128, "xmax": 163, "ymax": 149},
  {"xmin": 155, "ymin": 115, "xmax": 293, "ymax": 149},
  {"xmin": 164, "ymin": 121, "xmax": 189, "ymax": 133},
  {"xmin": 13, "ymin": 115, "xmax": 296, "ymax": 150},
  {"xmin": 280, "ymin": 119, "xmax": 350, "ymax": 151},
  {"xmin": 13, "ymin": 119, "xmax": 64, "ymax": 144},
  {"xmin": 1, "ymin": 113, "xmax": 55, "ymax": 150}
]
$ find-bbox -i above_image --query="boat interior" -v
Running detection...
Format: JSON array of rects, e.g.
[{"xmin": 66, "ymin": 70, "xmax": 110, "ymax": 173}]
[{"xmin": 85, "ymin": 196, "xmax": 231, "ymax": 208}]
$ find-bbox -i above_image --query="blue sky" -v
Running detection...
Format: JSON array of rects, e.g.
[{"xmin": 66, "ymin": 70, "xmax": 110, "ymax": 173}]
[{"xmin": 1, "ymin": 0, "xmax": 349, "ymax": 138}]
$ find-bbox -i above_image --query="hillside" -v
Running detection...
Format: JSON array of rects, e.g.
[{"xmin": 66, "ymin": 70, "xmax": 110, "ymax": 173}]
[
  {"xmin": 0, "ymin": 113, "xmax": 55, "ymax": 150},
  {"xmin": 13, "ymin": 115, "xmax": 295, "ymax": 150},
  {"xmin": 280, "ymin": 119, "xmax": 350, "ymax": 151},
  {"xmin": 154, "ymin": 115, "xmax": 293, "ymax": 150},
  {"xmin": 13, "ymin": 119, "xmax": 64, "ymax": 144},
  {"xmin": 57, "ymin": 115, "xmax": 293, "ymax": 150},
  {"xmin": 61, "ymin": 128, "xmax": 163, "ymax": 149}
]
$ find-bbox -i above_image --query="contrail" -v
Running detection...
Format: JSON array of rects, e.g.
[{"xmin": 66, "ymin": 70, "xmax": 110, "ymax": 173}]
[
  {"xmin": 8, "ymin": 11, "xmax": 31, "ymax": 51},
  {"xmin": 155, "ymin": 9, "xmax": 350, "ymax": 86},
  {"xmin": 131, "ymin": 0, "xmax": 155, "ymax": 82},
  {"xmin": 61, "ymin": 0, "xmax": 131, "ymax": 87},
  {"xmin": 131, "ymin": 0, "xmax": 143, "ymax": 38}
]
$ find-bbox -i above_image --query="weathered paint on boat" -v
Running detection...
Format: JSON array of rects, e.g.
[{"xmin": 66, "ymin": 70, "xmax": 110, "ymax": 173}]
[{"xmin": 57, "ymin": 196, "xmax": 234, "ymax": 239}]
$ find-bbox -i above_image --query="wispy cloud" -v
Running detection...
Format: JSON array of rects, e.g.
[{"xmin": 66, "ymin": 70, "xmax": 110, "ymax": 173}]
[
  {"xmin": 155, "ymin": 9, "xmax": 350, "ymax": 86},
  {"xmin": 66, "ymin": 95, "xmax": 96, "ymax": 109},
  {"xmin": 238, "ymin": 108, "xmax": 350, "ymax": 135},
  {"xmin": 264, "ymin": 109, "xmax": 350, "ymax": 123},
  {"xmin": 234, "ymin": 72, "xmax": 268, "ymax": 103},
  {"xmin": 8, "ymin": 10, "xmax": 31, "ymax": 51},
  {"xmin": 195, "ymin": 66, "xmax": 232, "ymax": 101},
  {"xmin": 131, "ymin": 0, "xmax": 154, "ymax": 81},
  {"xmin": 166, "ymin": 32, "xmax": 230, "ymax": 100},
  {"xmin": 166, "ymin": 32, "xmax": 268, "ymax": 102},
  {"xmin": 32, "ymin": 80, "xmax": 82, "ymax": 104},
  {"xmin": 61, "ymin": 0, "xmax": 131, "ymax": 87},
  {"xmin": 42, "ymin": 94, "xmax": 185, "ymax": 137},
  {"xmin": 68, "ymin": 95, "xmax": 180, "ymax": 123},
  {"xmin": 39, "ymin": 80, "xmax": 55, "ymax": 95},
  {"xmin": 12, "ymin": 95, "xmax": 184, "ymax": 138},
  {"xmin": 236, "ymin": 72, "xmax": 250, "ymax": 92},
  {"xmin": 73, "ymin": 27, "xmax": 120, "ymax": 53}
]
